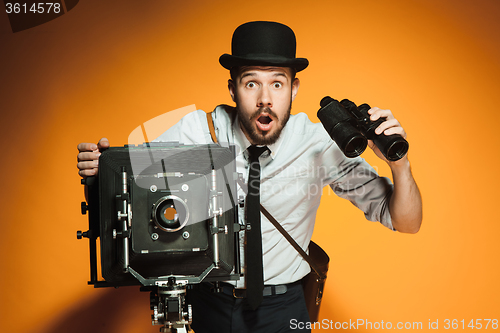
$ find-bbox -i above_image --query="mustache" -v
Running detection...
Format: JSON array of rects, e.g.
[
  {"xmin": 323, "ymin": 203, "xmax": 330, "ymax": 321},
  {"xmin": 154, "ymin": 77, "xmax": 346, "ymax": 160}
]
[{"xmin": 249, "ymin": 107, "xmax": 278, "ymax": 120}]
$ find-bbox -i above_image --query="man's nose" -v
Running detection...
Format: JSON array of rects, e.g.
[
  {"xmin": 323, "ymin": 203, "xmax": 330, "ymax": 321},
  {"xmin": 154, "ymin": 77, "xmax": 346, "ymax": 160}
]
[{"xmin": 257, "ymin": 86, "xmax": 272, "ymax": 107}]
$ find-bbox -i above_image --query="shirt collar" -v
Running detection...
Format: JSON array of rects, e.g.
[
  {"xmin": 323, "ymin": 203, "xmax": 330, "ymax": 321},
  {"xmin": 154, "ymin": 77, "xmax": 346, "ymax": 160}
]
[{"xmin": 233, "ymin": 114, "xmax": 285, "ymax": 160}]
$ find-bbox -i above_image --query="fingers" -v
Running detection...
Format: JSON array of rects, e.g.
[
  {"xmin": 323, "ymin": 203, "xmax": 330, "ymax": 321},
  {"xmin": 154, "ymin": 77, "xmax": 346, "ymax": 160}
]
[
  {"xmin": 78, "ymin": 167, "xmax": 98, "ymax": 177},
  {"xmin": 77, "ymin": 157, "xmax": 99, "ymax": 175},
  {"xmin": 77, "ymin": 159, "xmax": 99, "ymax": 169},
  {"xmin": 76, "ymin": 152, "xmax": 100, "ymax": 177},
  {"xmin": 77, "ymin": 138, "xmax": 109, "ymax": 152},
  {"xmin": 77, "ymin": 142, "xmax": 98, "ymax": 153},
  {"xmin": 375, "ymin": 118, "xmax": 406, "ymax": 137},
  {"xmin": 77, "ymin": 151, "xmax": 101, "ymax": 162},
  {"xmin": 368, "ymin": 107, "xmax": 394, "ymax": 121},
  {"xmin": 98, "ymin": 137, "xmax": 110, "ymax": 150},
  {"xmin": 77, "ymin": 137, "xmax": 108, "ymax": 178},
  {"xmin": 368, "ymin": 107, "xmax": 407, "ymax": 139}
]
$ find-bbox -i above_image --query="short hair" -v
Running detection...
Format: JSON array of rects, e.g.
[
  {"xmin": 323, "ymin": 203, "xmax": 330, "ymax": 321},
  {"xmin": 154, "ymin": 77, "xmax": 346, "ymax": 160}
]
[{"xmin": 229, "ymin": 66, "xmax": 297, "ymax": 83}]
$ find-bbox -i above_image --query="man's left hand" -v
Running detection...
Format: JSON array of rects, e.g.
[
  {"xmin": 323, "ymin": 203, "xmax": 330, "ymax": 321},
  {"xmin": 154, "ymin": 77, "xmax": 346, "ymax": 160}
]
[
  {"xmin": 367, "ymin": 107, "xmax": 408, "ymax": 166},
  {"xmin": 367, "ymin": 107, "xmax": 422, "ymax": 233}
]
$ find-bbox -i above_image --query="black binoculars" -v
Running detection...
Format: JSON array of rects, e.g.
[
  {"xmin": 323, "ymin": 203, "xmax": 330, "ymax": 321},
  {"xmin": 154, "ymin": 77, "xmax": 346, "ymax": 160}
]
[{"xmin": 317, "ymin": 96, "xmax": 409, "ymax": 161}]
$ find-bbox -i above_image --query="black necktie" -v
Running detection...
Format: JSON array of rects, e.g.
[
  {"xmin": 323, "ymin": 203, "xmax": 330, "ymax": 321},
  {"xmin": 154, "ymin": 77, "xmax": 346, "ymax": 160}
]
[{"xmin": 245, "ymin": 145, "xmax": 268, "ymax": 310}]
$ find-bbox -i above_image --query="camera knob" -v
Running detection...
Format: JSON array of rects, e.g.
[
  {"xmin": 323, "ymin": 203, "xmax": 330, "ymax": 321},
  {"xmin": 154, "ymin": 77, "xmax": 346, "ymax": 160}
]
[
  {"xmin": 81, "ymin": 202, "xmax": 88, "ymax": 215},
  {"xmin": 77, "ymin": 230, "xmax": 90, "ymax": 239}
]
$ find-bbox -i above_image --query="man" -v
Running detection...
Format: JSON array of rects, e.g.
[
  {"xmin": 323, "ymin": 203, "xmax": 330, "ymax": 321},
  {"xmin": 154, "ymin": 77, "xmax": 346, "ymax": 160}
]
[{"xmin": 77, "ymin": 21, "xmax": 422, "ymax": 332}]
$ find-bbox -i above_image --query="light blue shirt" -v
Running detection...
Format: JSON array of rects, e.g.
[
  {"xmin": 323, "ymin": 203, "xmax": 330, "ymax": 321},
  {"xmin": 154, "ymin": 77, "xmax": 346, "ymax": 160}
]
[{"xmin": 155, "ymin": 104, "xmax": 393, "ymax": 286}]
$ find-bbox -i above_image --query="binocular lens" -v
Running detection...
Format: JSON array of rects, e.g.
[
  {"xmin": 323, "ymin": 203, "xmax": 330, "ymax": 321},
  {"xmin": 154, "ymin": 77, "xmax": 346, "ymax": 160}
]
[
  {"xmin": 344, "ymin": 136, "xmax": 367, "ymax": 157},
  {"xmin": 383, "ymin": 138, "xmax": 409, "ymax": 161},
  {"xmin": 318, "ymin": 96, "xmax": 367, "ymax": 157}
]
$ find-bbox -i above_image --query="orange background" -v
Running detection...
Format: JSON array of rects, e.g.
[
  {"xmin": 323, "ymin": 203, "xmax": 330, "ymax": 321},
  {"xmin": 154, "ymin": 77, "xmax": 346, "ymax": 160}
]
[{"xmin": 1, "ymin": 0, "xmax": 499, "ymax": 332}]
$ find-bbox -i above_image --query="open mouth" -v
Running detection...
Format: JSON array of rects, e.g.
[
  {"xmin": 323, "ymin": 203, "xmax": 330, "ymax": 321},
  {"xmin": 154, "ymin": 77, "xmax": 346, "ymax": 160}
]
[{"xmin": 256, "ymin": 114, "xmax": 274, "ymax": 132}]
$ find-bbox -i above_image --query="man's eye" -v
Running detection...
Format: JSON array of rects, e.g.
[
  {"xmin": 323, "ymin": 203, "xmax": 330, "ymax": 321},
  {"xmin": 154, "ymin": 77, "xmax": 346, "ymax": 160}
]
[
  {"xmin": 273, "ymin": 82, "xmax": 283, "ymax": 88},
  {"xmin": 246, "ymin": 82, "xmax": 256, "ymax": 88}
]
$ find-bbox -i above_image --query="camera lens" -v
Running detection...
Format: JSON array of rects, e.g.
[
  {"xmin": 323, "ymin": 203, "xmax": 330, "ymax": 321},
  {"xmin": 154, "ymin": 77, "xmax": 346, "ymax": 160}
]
[
  {"xmin": 152, "ymin": 196, "xmax": 189, "ymax": 232},
  {"xmin": 162, "ymin": 205, "xmax": 177, "ymax": 223}
]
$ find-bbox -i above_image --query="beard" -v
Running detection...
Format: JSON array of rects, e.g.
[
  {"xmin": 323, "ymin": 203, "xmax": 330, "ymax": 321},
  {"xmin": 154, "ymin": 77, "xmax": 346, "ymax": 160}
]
[{"xmin": 236, "ymin": 101, "xmax": 292, "ymax": 146}]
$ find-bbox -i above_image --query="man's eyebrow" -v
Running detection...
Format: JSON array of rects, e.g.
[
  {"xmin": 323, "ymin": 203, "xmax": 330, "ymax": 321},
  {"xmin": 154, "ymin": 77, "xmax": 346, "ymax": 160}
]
[
  {"xmin": 273, "ymin": 72, "xmax": 288, "ymax": 79},
  {"xmin": 239, "ymin": 71, "xmax": 289, "ymax": 82},
  {"xmin": 240, "ymin": 72, "xmax": 256, "ymax": 80}
]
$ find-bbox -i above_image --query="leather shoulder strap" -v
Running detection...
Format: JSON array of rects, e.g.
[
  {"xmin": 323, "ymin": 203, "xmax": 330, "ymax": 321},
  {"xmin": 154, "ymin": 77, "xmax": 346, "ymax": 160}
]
[
  {"xmin": 260, "ymin": 204, "xmax": 327, "ymax": 280},
  {"xmin": 235, "ymin": 177, "xmax": 327, "ymax": 280}
]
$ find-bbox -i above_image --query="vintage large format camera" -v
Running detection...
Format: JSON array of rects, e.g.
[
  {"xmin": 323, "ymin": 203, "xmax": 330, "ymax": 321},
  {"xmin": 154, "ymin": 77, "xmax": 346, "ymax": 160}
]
[
  {"xmin": 78, "ymin": 143, "xmax": 243, "ymax": 332},
  {"xmin": 317, "ymin": 97, "xmax": 409, "ymax": 161}
]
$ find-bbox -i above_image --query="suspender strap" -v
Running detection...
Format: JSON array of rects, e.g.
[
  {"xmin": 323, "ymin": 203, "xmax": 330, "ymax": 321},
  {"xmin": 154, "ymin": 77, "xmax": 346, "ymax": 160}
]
[
  {"xmin": 206, "ymin": 110, "xmax": 326, "ymax": 281},
  {"xmin": 207, "ymin": 112, "xmax": 218, "ymax": 143}
]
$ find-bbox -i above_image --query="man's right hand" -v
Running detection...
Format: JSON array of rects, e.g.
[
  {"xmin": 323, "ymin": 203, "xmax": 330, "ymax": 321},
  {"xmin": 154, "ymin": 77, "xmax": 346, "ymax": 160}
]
[{"xmin": 77, "ymin": 138, "xmax": 110, "ymax": 178}]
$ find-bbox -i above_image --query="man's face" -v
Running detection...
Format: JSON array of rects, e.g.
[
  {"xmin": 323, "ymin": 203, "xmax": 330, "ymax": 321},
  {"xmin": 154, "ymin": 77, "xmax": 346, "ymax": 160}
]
[{"xmin": 229, "ymin": 66, "xmax": 300, "ymax": 145}]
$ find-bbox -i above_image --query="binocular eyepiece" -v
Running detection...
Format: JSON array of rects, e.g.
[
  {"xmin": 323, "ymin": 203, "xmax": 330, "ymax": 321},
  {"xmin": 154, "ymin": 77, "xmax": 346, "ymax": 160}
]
[{"xmin": 317, "ymin": 96, "xmax": 408, "ymax": 161}]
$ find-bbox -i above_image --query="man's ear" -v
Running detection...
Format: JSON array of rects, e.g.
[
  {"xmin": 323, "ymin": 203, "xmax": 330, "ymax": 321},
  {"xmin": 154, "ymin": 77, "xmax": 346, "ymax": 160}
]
[
  {"xmin": 291, "ymin": 78, "xmax": 300, "ymax": 102},
  {"xmin": 228, "ymin": 79, "xmax": 235, "ymax": 102}
]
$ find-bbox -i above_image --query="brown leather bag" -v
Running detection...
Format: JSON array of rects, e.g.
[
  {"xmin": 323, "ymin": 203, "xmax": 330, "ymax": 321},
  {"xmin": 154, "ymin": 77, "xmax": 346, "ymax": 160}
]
[
  {"xmin": 207, "ymin": 111, "xmax": 329, "ymax": 322},
  {"xmin": 301, "ymin": 241, "xmax": 329, "ymax": 322}
]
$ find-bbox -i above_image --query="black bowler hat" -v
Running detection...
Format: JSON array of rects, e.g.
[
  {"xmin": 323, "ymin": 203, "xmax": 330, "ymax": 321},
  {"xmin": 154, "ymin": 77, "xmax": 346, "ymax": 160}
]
[{"xmin": 219, "ymin": 21, "xmax": 309, "ymax": 72}]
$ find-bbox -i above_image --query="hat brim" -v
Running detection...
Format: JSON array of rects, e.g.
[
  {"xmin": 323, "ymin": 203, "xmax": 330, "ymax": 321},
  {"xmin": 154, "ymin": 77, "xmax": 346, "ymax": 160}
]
[{"xmin": 219, "ymin": 54, "xmax": 309, "ymax": 72}]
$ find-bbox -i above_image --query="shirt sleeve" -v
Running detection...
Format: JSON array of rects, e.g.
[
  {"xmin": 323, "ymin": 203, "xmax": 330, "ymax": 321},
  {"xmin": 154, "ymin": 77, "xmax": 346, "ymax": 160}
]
[{"xmin": 320, "ymin": 140, "xmax": 395, "ymax": 230}]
